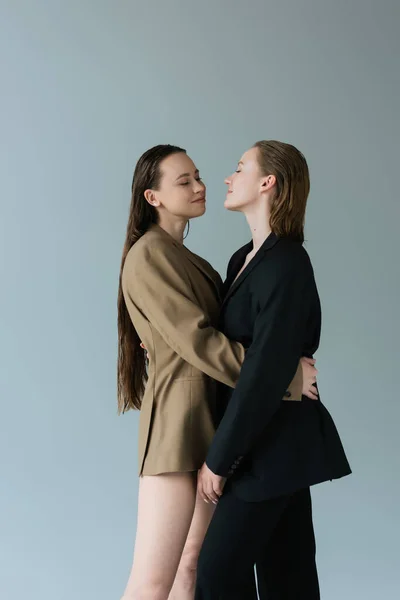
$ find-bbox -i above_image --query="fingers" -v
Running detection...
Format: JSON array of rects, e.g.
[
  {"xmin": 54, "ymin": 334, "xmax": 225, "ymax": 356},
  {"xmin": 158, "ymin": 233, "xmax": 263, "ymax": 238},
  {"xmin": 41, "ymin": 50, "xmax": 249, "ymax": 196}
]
[
  {"xmin": 197, "ymin": 482, "xmax": 209, "ymax": 504},
  {"xmin": 302, "ymin": 365, "xmax": 318, "ymax": 397},
  {"xmin": 197, "ymin": 471, "xmax": 215, "ymax": 504},
  {"xmin": 197, "ymin": 474, "xmax": 223, "ymax": 505},
  {"xmin": 206, "ymin": 481, "xmax": 220, "ymax": 505},
  {"xmin": 301, "ymin": 357, "xmax": 318, "ymax": 380},
  {"xmin": 303, "ymin": 357, "xmax": 316, "ymax": 365},
  {"xmin": 303, "ymin": 358, "xmax": 318, "ymax": 378},
  {"xmin": 208, "ymin": 477, "xmax": 226, "ymax": 504},
  {"xmin": 199, "ymin": 483, "xmax": 218, "ymax": 505},
  {"xmin": 197, "ymin": 471, "xmax": 209, "ymax": 503},
  {"xmin": 305, "ymin": 384, "xmax": 319, "ymax": 401},
  {"xmin": 140, "ymin": 342, "xmax": 149, "ymax": 362},
  {"xmin": 214, "ymin": 478, "xmax": 226, "ymax": 498},
  {"xmin": 199, "ymin": 491, "xmax": 210, "ymax": 504}
]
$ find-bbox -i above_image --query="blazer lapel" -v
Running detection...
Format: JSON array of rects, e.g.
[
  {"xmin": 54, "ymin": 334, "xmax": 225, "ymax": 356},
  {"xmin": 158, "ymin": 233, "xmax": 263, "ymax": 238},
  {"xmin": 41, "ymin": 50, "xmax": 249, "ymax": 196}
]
[
  {"xmin": 183, "ymin": 247, "xmax": 222, "ymax": 299},
  {"xmin": 221, "ymin": 242, "xmax": 252, "ymax": 299},
  {"xmin": 221, "ymin": 233, "xmax": 280, "ymax": 308}
]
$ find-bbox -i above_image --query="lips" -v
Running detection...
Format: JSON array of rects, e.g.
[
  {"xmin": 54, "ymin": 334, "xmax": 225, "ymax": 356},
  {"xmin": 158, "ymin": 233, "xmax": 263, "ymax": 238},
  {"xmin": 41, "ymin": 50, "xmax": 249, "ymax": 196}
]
[{"xmin": 192, "ymin": 197, "xmax": 206, "ymax": 203}]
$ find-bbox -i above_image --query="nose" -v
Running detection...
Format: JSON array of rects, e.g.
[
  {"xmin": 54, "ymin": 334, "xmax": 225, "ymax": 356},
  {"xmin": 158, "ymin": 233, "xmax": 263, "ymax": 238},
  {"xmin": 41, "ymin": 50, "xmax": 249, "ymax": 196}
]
[
  {"xmin": 224, "ymin": 176, "xmax": 231, "ymax": 185},
  {"xmin": 194, "ymin": 179, "xmax": 205, "ymax": 193}
]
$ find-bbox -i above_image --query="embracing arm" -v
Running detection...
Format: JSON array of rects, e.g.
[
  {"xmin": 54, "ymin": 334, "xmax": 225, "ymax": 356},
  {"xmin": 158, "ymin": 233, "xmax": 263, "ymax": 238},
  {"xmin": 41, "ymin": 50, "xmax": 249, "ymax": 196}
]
[
  {"xmin": 125, "ymin": 243, "xmax": 304, "ymax": 396},
  {"xmin": 124, "ymin": 245, "xmax": 245, "ymax": 387}
]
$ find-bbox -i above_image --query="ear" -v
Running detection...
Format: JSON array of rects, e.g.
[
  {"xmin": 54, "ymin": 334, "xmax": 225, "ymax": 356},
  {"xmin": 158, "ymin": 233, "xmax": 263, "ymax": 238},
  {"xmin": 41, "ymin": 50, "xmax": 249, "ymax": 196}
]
[
  {"xmin": 144, "ymin": 189, "xmax": 161, "ymax": 207},
  {"xmin": 260, "ymin": 174, "xmax": 276, "ymax": 193}
]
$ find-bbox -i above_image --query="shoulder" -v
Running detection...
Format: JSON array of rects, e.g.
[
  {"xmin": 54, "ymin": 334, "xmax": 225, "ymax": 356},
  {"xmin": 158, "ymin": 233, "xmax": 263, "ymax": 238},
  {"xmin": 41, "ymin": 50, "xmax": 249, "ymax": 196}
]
[
  {"xmin": 125, "ymin": 229, "xmax": 179, "ymax": 271},
  {"xmin": 255, "ymin": 239, "xmax": 314, "ymax": 295},
  {"xmin": 123, "ymin": 233, "xmax": 185, "ymax": 297},
  {"xmin": 270, "ymin": 238, "xmax": 313, "ymax": 275}
]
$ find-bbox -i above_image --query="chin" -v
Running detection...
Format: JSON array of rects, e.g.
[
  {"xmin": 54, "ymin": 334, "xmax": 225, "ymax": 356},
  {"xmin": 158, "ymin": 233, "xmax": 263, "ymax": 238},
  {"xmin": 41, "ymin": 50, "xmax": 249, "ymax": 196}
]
[
  {"xmin": 190, "ymin": 203, "xmax": 206, "ymax": 218},
  {"xmin": 224, "ymin": 198, "xmax": 241, "ymax": 212}
]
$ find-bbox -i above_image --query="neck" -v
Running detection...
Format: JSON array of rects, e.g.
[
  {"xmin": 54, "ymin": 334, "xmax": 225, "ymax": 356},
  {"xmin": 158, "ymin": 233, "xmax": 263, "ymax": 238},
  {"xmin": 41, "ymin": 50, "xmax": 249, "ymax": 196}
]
[
  {"xmin": 157, "ymin": 212, "xmax": 188, "ymax": 244},
  {"xmin": 243, "ymin": 204, "xmax": 272, "ymax": 252}
]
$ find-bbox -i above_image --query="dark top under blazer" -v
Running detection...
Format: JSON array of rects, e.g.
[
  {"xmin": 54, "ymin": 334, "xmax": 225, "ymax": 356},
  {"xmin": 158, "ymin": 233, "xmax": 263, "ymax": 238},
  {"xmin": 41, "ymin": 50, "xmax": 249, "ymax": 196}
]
[{"xmin": 206, "ymin": 233, "xmax": 351, "ymax": 502}]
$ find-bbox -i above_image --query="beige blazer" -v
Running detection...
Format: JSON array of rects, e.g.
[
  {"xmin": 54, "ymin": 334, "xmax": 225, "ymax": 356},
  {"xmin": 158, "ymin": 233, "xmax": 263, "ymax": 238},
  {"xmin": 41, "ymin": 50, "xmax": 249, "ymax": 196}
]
[{"xmin": 122, "ymin": 224, "xmax": 303, "ymax": 475}]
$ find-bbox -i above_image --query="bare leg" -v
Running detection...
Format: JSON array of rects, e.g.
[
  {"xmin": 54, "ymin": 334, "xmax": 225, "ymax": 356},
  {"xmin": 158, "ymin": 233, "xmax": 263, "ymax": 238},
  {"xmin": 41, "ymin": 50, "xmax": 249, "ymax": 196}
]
[
  {"xmin": 122, "ymin": 472, "xmax": 197, "ymax": 600},
  {"xmin": 168, "ymin": 490, "xmax": 216, "ymax": 600}
]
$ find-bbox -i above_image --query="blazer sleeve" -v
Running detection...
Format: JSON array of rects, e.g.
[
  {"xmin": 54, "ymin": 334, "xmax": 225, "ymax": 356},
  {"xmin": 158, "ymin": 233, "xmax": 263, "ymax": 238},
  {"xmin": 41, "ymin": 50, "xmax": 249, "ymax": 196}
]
[
  {"xmin": 125, "ymin": 245, "xmax": 246, "ymax": 388},
  {"xmin": 205, "ymin": 252, "xmax": 312, "ymax": 476}
]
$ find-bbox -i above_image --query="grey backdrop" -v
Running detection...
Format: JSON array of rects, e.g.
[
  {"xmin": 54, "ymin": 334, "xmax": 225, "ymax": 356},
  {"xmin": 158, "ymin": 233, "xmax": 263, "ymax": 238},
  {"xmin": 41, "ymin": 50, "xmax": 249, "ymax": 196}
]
[{"xmin": 1, "ymin": 1, "xmax": 399, "ymax": 599}]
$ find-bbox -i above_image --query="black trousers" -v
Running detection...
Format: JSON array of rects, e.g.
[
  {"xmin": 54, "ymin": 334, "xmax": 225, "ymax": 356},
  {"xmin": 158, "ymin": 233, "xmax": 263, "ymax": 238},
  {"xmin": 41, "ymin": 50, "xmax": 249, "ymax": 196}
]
[{"xmin": 195, "ymin": 486, "xmax": 320, "ymax": 600}]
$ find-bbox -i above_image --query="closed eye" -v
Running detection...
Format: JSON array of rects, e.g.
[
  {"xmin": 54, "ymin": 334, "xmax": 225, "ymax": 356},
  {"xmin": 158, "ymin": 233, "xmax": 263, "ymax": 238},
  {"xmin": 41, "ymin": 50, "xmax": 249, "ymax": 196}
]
[{"xmin": 180, "ymin": 177, "xmax": 203, "ymax": 186}]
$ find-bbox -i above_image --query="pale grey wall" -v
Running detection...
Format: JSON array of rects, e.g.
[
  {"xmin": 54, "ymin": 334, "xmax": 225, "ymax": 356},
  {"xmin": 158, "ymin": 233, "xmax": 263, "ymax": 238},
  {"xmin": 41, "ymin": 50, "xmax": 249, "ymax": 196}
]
[{"xmin": 1, "ymin": 1, "xmax": 399, "ymax": 598}]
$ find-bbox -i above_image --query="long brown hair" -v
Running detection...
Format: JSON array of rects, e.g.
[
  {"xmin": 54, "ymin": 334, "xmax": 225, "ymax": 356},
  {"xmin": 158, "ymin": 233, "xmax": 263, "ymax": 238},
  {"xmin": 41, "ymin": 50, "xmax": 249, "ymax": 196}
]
[
  {"xmin": 117, "ymin": 144, "xmax": 186, "ymax": 413},
  {"xmin": 253, "ymin": 140, "xmax": 310, "ymax": 243}
]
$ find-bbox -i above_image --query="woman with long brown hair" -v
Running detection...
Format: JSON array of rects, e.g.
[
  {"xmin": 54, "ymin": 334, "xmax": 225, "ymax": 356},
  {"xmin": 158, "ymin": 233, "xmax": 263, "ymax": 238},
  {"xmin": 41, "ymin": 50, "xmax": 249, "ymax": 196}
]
[{"xmin": 117, "ymin": 144, "xmax": 318, "ymax": 600}]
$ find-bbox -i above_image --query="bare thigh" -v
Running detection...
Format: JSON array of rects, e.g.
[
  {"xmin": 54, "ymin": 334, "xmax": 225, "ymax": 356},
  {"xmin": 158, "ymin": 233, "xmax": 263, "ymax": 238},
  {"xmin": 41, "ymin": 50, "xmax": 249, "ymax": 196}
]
[
  {"xmin": 169, "ymin": 490, "xmax": 216, "ymax": 596},
  {"xmin": 123, "ymin": 472, "xmax": 197, "ymax": 599}
]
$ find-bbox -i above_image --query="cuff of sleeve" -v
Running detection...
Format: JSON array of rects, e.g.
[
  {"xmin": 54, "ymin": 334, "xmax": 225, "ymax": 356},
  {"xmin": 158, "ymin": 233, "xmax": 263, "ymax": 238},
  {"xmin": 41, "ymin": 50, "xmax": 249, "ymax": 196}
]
[
  {"xmin": 205, "ymin": 452, "xmax": 232, "ymax": 478},
  {"xmin": 206, "ymin": 450, "xmax": 244, "ymax": 479}
]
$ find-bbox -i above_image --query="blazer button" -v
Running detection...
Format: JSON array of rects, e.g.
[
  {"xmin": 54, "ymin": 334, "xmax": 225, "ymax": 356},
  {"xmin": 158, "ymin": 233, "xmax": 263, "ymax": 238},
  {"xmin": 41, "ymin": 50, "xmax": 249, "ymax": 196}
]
[{"xmin": 284, "ymin": 390, "xmax": 292, "ymax": 398}]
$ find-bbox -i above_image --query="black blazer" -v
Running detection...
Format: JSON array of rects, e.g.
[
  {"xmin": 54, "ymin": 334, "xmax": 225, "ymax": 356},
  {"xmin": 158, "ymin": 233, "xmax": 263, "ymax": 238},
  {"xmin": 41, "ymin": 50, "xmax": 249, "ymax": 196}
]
[{"xmin": 206, "ymin": 233, "xmax": 351, "ymax": 502}]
